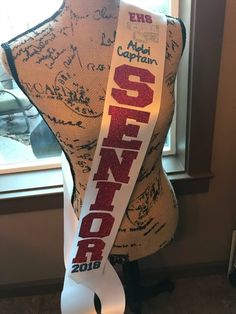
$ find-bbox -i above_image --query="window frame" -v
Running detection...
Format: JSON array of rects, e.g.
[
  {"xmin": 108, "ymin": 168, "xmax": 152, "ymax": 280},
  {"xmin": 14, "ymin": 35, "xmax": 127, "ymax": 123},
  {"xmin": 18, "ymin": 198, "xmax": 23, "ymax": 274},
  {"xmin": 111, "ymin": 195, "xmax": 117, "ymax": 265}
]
[
  {"xmin": 0, "ymin": 0, "xmax": 227, "ymax": 213},
  {"xmin": 164, "ymin": 0, "xmax": 226, "ymax": 193}
]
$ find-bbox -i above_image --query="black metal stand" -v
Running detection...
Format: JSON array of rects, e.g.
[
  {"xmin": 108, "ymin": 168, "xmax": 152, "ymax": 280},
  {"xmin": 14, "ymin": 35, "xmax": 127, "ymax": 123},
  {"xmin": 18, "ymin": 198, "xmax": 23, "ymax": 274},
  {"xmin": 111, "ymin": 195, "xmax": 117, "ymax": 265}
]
[{"xmin": 122, "ymin": 260, "xmax": 175, "ymax": 314}]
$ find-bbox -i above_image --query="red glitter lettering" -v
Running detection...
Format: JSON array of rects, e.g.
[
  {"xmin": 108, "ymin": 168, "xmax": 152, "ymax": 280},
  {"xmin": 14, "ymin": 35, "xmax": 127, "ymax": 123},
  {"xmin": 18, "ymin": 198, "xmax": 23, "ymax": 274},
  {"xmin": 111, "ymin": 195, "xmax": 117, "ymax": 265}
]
[
  {"xmin": 79, "ymin": 212, "xmax": 114, "ymax": 238},
  {"xmin": 129, "ymin": 12, "xmax": 136, "ymax": 22},
  {"xmin": 103, "ymin": 105, "xmax": 150, "ymax": 150},
  {"xmin": 112, "ymin": 64, "xmax": 155, "ymax": 107},
  {"xmin": 90, "ymin": 181, "xmax": 121, "ymax": 211},
  {"xmin": 72, "ymin": 239, "xmax": 105, "ymax": 263},
  {"xmin": 145, "ymin": 15, "xmax": 152, "ymax": 24},
  {"xmin": 136, "ymin": 13, "xmax": 145, "ymax": 23},
  {"xmin": 93, "ymin": 148, "xmax": 138, "ymax": 183}
]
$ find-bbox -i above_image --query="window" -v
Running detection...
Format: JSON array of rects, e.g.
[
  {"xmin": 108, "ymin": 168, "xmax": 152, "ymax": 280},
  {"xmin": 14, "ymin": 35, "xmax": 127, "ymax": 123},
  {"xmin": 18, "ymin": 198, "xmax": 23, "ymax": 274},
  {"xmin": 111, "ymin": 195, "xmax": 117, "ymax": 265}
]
[
  {"xmin": 0, "ymin": 0, "xmax": 63, "ymax": 173},
  {"xmin": 164, "ymin": 0, "xmax": 226, "ymax": 194},
  {"xmin": 0, "ymin": 0, "xmax": 177, "ymax": 175},
  {"xmin": 0, "ymin": 0, "xmax": 227, "ymax": 211}
]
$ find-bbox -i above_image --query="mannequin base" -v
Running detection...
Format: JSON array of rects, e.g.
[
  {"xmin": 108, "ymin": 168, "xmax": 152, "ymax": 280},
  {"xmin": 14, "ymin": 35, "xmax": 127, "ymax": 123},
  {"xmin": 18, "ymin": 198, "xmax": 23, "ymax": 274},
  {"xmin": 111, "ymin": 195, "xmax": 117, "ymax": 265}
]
[{"xmin": 122, "ymin": 260, "xmax": 175, "ymax": 314}]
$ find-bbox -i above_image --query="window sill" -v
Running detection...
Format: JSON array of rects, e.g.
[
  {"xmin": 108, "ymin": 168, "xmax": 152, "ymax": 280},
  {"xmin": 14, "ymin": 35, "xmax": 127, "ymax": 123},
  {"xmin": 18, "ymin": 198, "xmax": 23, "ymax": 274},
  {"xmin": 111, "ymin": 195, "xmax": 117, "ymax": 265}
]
[
  {"xmin": 0, "ymin": 167, "xmax": 63, "ymax": 214},
  {"xmin": 163, "ymin": 155, "xmax": 213, "ymax": 195},
  {"xmin": 0, "ymin": 154, "xmax": 213, "ymax": 214}
]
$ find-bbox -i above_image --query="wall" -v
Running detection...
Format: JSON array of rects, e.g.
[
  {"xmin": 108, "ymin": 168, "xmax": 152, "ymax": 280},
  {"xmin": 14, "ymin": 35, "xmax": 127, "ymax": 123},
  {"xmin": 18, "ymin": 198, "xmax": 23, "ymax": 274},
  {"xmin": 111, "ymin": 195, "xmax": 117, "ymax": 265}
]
[
  {"xmin": 0, "ymin": 209, "xmax": 64, "ymax": 285},
  {"xmin": 0, "ymin": 0, "xmax": 236, "ymax": 285}
]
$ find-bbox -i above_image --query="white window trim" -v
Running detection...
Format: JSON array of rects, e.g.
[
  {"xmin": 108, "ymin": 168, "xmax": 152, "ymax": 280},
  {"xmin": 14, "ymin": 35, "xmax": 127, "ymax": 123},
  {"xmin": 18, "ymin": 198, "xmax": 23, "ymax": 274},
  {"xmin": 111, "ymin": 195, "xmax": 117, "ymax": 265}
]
[
  {"xmin": 0, "ymin": 157, "xmax": 61, "ymax": 175},
  {"xmin": 171, "ymin": 0, "xmax": 179, "ymax": 18}
]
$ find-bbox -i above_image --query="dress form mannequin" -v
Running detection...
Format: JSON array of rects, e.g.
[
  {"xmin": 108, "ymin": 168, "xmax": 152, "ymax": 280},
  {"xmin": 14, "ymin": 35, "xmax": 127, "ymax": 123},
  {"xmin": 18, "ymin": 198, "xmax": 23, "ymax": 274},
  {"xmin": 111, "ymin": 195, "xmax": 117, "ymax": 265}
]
[
  {"xmin": 1, "ymin": 1, "xmax": 186, "ymax": 312},
  {"xmin": 1, "ymin": 0, "xmax": 185, "ymax": 264}
]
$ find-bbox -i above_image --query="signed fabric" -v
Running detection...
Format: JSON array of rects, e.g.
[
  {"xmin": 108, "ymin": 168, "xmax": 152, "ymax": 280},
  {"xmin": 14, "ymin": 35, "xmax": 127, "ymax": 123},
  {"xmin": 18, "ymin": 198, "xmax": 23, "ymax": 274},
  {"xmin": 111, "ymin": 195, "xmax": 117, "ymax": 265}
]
[{"xmin": 1, "ymin": 0, "xmax": 185, "ymax": 262}]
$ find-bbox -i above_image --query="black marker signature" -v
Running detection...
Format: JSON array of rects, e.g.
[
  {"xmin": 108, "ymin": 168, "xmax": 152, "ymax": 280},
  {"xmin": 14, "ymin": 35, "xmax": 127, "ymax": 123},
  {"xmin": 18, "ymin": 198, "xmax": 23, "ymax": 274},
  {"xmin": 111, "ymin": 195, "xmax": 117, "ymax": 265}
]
[
  {"xmin": 36, "ymin": 47, "xmax": 66, "ymax": 69},
  {"xmin": 63, "ymin": 44, "xmax": 83, "ymax": 69},
  {"xmin": 42, "ymin": 112, "xmax": 85, "ymax": 129},
  {"xmin": 101, "ymin": 31, "xmax": 116, "ymax": 46},
  {"xmin": 93, "ymin": 7, "xmax": 117, "ymax": 20},
  {"xmin": 76, "ymin": 139, "xmax": 97, "ymax": 151}
]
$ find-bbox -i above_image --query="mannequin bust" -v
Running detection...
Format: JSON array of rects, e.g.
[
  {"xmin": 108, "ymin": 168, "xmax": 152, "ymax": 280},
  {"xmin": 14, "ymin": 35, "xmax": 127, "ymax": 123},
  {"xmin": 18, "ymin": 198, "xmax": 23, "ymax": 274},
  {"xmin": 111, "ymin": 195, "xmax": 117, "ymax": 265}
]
[{"xmin": 1, "ymin": 0, "xmax": 185, "ymax": 263}]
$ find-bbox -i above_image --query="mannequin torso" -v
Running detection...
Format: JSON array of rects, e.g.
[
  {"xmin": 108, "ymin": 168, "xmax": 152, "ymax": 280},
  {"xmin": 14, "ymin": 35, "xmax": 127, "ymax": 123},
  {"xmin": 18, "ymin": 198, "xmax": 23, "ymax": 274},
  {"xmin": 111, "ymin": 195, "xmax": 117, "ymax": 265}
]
[{"xmin": 1, "ymin": 0, "xmax": 185, "ymax": 262}]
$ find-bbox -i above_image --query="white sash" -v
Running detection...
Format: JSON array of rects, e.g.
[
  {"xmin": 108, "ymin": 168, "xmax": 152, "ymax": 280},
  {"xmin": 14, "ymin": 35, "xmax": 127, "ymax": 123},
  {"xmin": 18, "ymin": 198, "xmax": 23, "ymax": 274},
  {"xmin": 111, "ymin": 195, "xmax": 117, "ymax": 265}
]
[{"xmin": 61, "ymin": 2, "xmax": 167, "ymax": 313}]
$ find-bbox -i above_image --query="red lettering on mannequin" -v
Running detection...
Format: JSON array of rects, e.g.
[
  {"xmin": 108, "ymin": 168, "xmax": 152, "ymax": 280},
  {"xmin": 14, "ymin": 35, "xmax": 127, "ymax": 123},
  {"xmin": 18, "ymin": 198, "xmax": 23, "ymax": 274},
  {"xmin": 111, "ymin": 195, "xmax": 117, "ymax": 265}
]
[
  {"xmin": 72, "ymin": 239, "xmax": 105, "ymax": 263},
  {"xmin": 93, "ymin": 148, "xmax": 138, "ymax": 183},
  {"xmin": 90, "ymin": 181, "xmax": 121, "ymax": 211},
  {"xmin": 102, "ymin": 105, "xmax": 150, "ymax": 150},
  {"xmin": 79, "ymin": 212, "xmax": 114, "ymax": 238},
  {"xmin": 112, "ymin": 64, "xmax": 155, "ymax": 107}
]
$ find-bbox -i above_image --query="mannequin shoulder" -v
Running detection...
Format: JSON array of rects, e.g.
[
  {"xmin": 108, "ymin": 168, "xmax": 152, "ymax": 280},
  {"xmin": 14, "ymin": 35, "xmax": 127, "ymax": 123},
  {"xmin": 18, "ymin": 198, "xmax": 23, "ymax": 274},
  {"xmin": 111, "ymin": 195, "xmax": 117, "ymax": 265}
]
[{"xmin": 166, "ymin": 15, "xmax": 186, "ymax": 54}]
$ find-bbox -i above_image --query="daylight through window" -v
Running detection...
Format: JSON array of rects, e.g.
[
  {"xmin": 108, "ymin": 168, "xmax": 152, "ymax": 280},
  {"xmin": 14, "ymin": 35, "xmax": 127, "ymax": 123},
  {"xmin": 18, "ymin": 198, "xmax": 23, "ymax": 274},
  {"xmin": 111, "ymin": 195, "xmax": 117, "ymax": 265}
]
[{"xmin": 0, "ymin": 0, "xmax": 178, "ymax": 174}]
